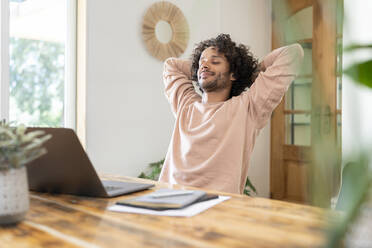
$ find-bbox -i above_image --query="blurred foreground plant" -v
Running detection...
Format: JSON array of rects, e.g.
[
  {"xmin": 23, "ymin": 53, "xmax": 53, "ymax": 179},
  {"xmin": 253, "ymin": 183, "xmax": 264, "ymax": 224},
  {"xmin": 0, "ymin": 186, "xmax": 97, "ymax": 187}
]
[
  {"xmin": 325, "ymin": 44, "xmax": 372, "ymax": 247},
  {"xmin": 0, "ymin": 120, "xmax": 52, "ymax": 170},
  {"xmin": 327, "ymin": 154, "xmax": 372, "ymax": 247}
]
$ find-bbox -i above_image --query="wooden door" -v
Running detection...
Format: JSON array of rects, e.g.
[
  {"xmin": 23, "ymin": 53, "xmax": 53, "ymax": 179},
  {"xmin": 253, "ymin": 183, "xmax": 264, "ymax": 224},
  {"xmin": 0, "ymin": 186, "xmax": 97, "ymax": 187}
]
[{"xmin": 270, "ymin": 0, "xmax": 343, "ymax": 205}]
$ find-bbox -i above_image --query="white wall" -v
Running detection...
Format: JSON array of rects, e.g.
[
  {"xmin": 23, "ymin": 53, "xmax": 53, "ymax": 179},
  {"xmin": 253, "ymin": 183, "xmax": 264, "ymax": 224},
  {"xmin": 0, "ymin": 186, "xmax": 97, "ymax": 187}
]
[
  {"xmin": 85, "ymin": 0, "xmax": 272, "ymax": 197},
  {"xmin": 342, "ymin": 0, "xmax": 372, "ymax": 161},
  {"xmin": 85, "ymin": 0, "xmax": 220, "ymax": 176}
]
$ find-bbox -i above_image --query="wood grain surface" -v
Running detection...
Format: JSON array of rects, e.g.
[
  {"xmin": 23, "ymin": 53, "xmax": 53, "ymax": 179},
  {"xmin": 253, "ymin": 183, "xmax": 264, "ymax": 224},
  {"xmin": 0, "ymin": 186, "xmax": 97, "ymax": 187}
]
[{"xmin": 0, "ymin": 175, "xmax": 331, "ymax": 248}]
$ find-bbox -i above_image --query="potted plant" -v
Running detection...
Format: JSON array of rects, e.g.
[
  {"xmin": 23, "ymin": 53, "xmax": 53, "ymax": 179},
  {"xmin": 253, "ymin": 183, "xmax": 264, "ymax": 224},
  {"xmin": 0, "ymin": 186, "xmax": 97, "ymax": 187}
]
[{"xmin": 0, "ymin": 120, "xmax": 51, "ymax": 225}]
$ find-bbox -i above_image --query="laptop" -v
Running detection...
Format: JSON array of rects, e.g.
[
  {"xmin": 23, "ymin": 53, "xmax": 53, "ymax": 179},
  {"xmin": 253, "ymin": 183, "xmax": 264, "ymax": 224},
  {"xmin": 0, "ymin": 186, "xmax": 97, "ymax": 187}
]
[{"xmin": 26, "ymin": 127, "xmax": 154, "ymax": 198}]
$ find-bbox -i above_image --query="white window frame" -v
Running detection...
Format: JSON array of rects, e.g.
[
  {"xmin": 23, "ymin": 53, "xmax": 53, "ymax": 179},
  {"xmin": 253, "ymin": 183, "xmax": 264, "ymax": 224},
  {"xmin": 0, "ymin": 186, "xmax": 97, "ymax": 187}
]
[
  {"xmin": 66, "ymin": 0, "xmax": 77, "ymax": 129},
  {"xmin": 0, "ymin": 0, "xmax": 10, "ymax": 121},
  {"xmin": 76, "ymin": 0, "xmax": 87, "ymax": 148},
  {"xmin": 0, "ymin": 0, "xmax": 77, "ymax": 129}
]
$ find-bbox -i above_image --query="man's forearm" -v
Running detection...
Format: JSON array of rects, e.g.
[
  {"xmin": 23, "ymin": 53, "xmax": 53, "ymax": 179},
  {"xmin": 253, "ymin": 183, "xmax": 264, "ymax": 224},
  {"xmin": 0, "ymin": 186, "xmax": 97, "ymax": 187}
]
[
  {"xmin": 261, "ymin": 44, "xmax": 304, "ymax": 75},
  {"xmin": 165, "ymin": 58, "xmax": 192, "ymax": 80},
  {"xmin": 252, "ymin": 61, "xmax": 266, "ymax": 82}
]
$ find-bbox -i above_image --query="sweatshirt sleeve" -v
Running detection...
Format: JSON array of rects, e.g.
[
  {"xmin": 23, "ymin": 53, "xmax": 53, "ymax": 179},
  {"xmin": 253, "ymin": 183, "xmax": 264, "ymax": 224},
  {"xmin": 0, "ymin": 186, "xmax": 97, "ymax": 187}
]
[
  {"xmin": 163, "ymin": 58, "xmax": 199, "ymax": 117},
  {"xmin": 245, "ymin": 43, "xmax": 304, "ymax": 129}
]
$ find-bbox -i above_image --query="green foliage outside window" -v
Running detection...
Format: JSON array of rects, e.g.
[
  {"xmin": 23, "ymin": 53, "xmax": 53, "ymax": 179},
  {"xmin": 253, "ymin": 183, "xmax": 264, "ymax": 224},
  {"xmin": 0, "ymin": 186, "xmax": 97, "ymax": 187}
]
[{"xmin": 9, "ymin": 37, "xmax": 64, "ymax": 127}]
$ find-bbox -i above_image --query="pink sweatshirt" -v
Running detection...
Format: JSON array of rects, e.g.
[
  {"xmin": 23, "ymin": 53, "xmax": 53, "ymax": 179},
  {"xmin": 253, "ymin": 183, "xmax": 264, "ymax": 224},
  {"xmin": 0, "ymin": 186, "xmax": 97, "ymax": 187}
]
[{"xmin": 159, "ymin": 44, "xmax": 304, "ymax": 194}]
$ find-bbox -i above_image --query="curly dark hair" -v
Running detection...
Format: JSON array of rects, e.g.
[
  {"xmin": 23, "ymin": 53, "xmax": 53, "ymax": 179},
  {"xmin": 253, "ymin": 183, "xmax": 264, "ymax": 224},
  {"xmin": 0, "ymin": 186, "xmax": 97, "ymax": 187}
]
[{"xmin": 191, "ymin": 34, "xmax": 259, "ymax": 98}]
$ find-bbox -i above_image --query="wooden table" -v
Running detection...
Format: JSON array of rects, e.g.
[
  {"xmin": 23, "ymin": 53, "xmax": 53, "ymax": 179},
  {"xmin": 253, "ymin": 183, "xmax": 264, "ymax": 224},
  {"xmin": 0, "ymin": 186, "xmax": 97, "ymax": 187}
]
[{"xmin": 0, "ymin": 175, "xmax": 330, "ymax": 248}]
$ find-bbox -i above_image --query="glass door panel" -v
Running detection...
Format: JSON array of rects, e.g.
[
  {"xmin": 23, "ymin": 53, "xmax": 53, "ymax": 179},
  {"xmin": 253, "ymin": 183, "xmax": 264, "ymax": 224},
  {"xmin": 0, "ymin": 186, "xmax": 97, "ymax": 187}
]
[
  {"xmin": 285, "ymin": 6, "xmax": 313, "ymax": 42},
  {"xmin": 299, "ymin": 45, "xmax": 312, "ymax": 76},
  {"xmin": 337, "ymin": 114, "xmax": 341, "ymax": 146},
  {"xmin": 283, "ymin": 5, "xmax": 313, "ymax": 147},
  {"xmin": 285, "ymin": 114, "xmax": 311, "ymax": 146},
  {"xmin": 285, "ymin": 78, "xmax": 312, "ymax": 111},
  {"xmin": 336, "ymin": 0, "xmax": 343, "ymax": 148}
]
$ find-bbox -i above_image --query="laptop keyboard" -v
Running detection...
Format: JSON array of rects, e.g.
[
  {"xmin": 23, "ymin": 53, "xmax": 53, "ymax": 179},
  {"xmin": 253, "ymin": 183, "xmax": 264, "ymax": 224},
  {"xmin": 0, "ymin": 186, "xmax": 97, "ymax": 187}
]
[{"xmin": 105, "ymin": 186, "xmax": 122, "ymax": 191}]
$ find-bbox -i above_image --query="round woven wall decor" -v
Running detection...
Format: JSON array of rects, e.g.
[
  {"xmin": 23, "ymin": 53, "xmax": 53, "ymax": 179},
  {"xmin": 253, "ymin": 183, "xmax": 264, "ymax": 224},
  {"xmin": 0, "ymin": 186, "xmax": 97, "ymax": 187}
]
[{"xmin": 142, "ymin": 1, "xmax": 189, "ymax": 61}]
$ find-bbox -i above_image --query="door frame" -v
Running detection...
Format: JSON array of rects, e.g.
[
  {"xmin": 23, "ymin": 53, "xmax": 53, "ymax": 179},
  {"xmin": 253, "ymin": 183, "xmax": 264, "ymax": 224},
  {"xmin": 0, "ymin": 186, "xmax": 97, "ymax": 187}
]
[{"xmin": 270, "ymin": 0, "xmax": 340, "ymax": 205}]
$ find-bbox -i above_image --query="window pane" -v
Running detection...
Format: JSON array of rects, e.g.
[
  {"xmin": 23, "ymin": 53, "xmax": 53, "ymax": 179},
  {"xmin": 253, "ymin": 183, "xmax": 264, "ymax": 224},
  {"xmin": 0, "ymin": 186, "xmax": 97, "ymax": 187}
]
[
  {"xmin": 337, "ymin": 114, "xmax": 341, "ymax": 146},
  {"xmin": 9, "ymin": 0, "xmax": 65, "ymax": 126},
  {"xmin": 285, "ymin": 78, "xmax": 312, "ymax": 111},
  {"xmin": 337, "ymin": 76, "xmax": 342, "ymax": 110},
  {"xmin": 336, "ymin": 0, "xmax": 344, "ymax": 36},
  {"xmin": 337, "ymin": 38, "xmax": 343, "ymax": 76},
  {"xmin": 337, "ymin": 37, "xmax": 343, "ymax": 111},
  {"xmin": 285, "ymin": 6, "xmax": 313, "ymax": 42},
  {"xmin": 299, "ymin": 46, "xmax": 312, "ymax": 76},
  {"xmin": 285, "ymin": 114, "xmax": 311, "ymax": 146}
]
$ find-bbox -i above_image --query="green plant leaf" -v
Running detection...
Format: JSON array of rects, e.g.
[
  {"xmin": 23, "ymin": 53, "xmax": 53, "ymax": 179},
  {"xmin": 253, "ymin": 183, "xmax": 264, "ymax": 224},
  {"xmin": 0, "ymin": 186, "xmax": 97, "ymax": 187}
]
[
  {"xmin": 0, "ymin": 121, "xmax": 51, "ymax": 169},
  {"xmin": 244, "ymin": 177, "xmax": 257, "ymax": 195},
  {"xmin": 138, "ymin": 172, "xmax": 148, "ymax": 179},
  {"xmin": 138, "ymin": 158, "xmax": 164, "ymax": 180},
  {"xmin": 20, "ymin": 130, "xmax": 47, "ymax": 144},
  {"xmin": 344, "ymin": 44, "xmax": 372, "ymax": 52},
  {"xmin": 149, "ymin": 159, "xmax": 165, "ymax": 167},
  {"xmin": 344, "ymin": 60, "xmax": 372, "ymax": 89},
  {"xmin": 16, "ymin": 124, "xmax": 26, "ymax": 136}
]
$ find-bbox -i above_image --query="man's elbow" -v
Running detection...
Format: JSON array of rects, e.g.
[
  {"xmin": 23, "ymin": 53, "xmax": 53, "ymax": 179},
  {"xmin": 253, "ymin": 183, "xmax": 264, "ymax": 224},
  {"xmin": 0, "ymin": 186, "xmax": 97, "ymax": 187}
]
[
  {"xmin": 287, "ymin": 44, "xmax": 304, "ymax": 74},
  {"xmin": 291, "ymin": 43, "xmax": 304, "ymax": 60}
]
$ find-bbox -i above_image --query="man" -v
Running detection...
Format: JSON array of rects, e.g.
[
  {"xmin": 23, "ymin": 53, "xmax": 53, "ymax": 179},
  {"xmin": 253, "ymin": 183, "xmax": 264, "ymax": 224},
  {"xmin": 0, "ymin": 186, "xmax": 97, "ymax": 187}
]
[{"xmin": 159, "ymin": 34, "xmax": 303, "ymax": 194}]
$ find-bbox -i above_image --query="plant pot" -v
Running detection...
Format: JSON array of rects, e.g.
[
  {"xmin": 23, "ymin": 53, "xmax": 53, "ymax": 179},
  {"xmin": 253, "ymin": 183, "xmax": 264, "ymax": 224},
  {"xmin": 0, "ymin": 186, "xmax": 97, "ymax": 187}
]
[{"xmin": 0, "ymin": 166, "xmax": 29, "ymax": 225}]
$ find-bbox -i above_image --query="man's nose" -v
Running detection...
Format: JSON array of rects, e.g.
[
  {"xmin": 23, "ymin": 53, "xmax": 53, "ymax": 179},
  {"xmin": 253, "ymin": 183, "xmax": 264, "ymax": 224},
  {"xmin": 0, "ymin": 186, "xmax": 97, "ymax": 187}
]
[{"xmin": 200, "ymin": 61, "xmax": 209, "ymax": 69}]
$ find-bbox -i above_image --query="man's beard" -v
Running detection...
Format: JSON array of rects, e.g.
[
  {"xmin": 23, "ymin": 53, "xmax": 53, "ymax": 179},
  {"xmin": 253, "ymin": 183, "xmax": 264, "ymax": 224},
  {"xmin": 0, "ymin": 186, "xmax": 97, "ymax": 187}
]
[{"xmin": 199, "ymin": 72, "xmax": 231, "ymax": 93}]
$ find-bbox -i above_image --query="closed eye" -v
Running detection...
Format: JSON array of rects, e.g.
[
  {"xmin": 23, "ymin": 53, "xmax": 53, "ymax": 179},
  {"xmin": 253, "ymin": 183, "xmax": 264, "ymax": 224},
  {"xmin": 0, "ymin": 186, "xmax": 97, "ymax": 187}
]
[{"xmin": 199, "ymin": 60, "xmax": 221, "ymax": 66}]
